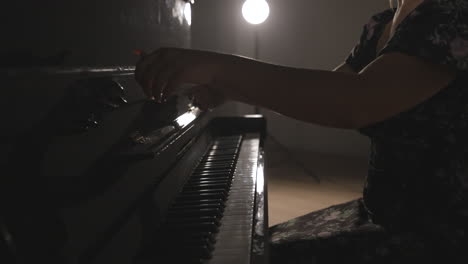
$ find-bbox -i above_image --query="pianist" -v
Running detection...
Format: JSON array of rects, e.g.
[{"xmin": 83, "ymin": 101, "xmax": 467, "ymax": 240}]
[{"xmin": 135, "ymin": 0, "xmax": 468, "ymax": 262}]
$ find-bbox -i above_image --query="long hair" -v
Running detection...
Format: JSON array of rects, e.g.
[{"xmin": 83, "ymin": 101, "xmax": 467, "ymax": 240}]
[{"xmin": 389, "ymin": 0, "xmax": 394, "ymax": 8}]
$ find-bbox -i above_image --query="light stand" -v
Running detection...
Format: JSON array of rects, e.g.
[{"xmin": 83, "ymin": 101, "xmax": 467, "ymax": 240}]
[
  {"xmin": 242, "ymin": 0, "xmax": 319, "ymax": 183},
  {"xmin": 253, "ymin": 28, "xmax": 260, "ymax": 114}
]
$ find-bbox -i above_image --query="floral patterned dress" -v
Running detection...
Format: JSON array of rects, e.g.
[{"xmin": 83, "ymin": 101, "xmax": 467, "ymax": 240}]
[{"xmin": 269, "ymin": 0, "xmax": 468, "ymax": 263}]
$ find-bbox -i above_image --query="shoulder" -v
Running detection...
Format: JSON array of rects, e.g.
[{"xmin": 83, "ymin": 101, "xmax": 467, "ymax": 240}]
[
  {"xmin": 368, "ymin": 8, "xmax": 395, "ymax": 24},
  {"xmin": 361, "ymin": 8, "xmax": 395, "ymax": 41},
  {"xmin": 401, "ymin": 0, "xmax": 468, "ymax": 24},
  {"xmin": 421, "ymin": 0, "xmax": 468, "ymax": 11},
  {"xmin": 381, "ymin": 0, "xmax": 468, "ymax": 70},
  {"xmin": 345, "ymin": 8, "xmax": 396, "ymax": 72}
]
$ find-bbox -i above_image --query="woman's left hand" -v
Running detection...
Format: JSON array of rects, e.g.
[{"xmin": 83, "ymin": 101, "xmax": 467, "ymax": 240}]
[{"xmin": 134, "ymin": 47, "xmax": 228, "ymax": 110}]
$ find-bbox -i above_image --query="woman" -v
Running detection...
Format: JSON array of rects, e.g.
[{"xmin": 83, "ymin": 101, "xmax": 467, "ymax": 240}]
[{"xmin": 136, "ymin": 0, "xmax": 468, "ymax": 262}]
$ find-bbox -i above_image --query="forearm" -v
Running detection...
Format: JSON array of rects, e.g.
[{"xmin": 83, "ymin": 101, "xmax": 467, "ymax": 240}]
[
  {"xmin": 216, "ymin": 56, "xmax": 368, "ymax": 129},
  {"xmin": 136, "ymin": 48, "xmax": 454, "ymax": 129}
]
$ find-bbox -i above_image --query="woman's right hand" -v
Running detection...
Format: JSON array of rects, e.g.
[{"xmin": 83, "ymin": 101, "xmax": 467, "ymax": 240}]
[{"xmin": 134, "ymin": 48, "xmax": 230, "ymax": 110}]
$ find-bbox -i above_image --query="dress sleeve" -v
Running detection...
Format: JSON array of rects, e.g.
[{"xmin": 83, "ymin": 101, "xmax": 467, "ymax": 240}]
[
  {"xmin": 379, "ymin": 0, "xmax": 468, "ymax": 71},
  {"xmin": 359, "ymin": 1, "xmax": 468, "ymax": 138},
  {"xmin": 345, "ymin": 9, "xmax": 394, "ymax": 72},
  {"xmin": 345, "ymin": 17, "xmax": 381, "ymax": 72}
]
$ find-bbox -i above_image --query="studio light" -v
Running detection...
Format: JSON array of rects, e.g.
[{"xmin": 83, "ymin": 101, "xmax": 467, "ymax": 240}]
[
  {"xmin": 242, "ymin": 0, "xmax": 270, "ymax": 25},
  {"xmin": 184, "ymin": 2, "xmax": 192, "ymax": 25}
]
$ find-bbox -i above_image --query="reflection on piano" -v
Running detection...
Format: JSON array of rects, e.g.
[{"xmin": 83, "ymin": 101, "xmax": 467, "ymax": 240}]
[{"xmin": 0, "ymin": 66, "xmax": 268, "ymax": 264}]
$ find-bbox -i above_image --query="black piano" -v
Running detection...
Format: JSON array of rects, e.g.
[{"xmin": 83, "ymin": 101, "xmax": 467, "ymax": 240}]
[{"xmin": 0, "ymin": 1, "xmax": 268, "ymax": 263}]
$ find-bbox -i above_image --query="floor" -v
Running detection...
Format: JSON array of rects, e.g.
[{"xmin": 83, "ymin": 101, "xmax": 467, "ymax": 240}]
[{"xmin": 264, "ymin": 136, "xmax": 369, "ymax": 227}]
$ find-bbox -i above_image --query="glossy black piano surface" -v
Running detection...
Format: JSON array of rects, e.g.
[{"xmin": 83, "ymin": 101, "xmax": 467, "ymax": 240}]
[
  {"xmin": 0, "ymin": 66, "xmax": 268, "ymax": 264},
  {"xmin": 0, "ymin": 0, "xmax": 191, "ymax": 67},
  {"xmin": 1, "ymin": 0, "xmax": 268, "ymax": 263}
]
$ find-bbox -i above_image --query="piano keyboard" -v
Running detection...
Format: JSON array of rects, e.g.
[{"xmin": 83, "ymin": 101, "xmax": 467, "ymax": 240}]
[{"xmin": 145, "ymin": 133, "xmax": 260, "ymax": 264}]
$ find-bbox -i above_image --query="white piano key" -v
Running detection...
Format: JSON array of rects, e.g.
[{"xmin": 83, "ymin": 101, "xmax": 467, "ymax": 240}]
[{"xmin": 207, "ymin": 135, "xmax": 260, "ymax": 264}]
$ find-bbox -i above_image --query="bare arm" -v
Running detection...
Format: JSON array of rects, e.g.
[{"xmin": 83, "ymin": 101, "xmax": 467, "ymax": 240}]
[
  {"xmin": 135, "ymin": 49, "xmax": 456, "ymax": 130},
  {"xmin": 216, "ymin": 53, "xmax": 455, "ymax": 129}
]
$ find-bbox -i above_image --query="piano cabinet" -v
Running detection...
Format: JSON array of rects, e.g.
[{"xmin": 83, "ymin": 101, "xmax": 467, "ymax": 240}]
[{"xmin": 0, "ymin": 67, "xmax": 268, "ymax": 264}]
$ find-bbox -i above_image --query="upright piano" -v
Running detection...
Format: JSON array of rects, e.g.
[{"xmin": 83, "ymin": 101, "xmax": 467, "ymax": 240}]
[{"xmin": 0, "ymin": 0, "xmax": 268, "ymax": 263}]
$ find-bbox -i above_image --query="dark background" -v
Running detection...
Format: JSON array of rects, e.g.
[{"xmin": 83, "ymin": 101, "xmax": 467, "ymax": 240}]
[{"xmin": 0, "ymin": 0, "xmax": 191, "ymax": 67}]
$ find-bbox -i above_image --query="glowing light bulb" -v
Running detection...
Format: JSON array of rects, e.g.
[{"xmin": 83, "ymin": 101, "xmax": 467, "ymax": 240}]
[
  {"xmin": 242, "ymin": 0, "xmax": 270, "ymax": 25},
  {"xmin": 184, "ymin": 2, "xmax": 192, "ymax": 26}
]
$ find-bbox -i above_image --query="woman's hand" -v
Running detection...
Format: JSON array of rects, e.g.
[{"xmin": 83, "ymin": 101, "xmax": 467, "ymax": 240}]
[{"xmin": 134, "ymin": 48, "xmax": 228, "ymax": 110}]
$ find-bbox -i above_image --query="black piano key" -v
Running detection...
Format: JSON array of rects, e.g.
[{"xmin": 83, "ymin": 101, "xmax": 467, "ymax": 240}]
[
  {"xmin": 207, "ymin": 147, "xmax": 238, "ymax": 152},
  {"xmin": 209, "ymin": 144, "xmax": 240, "ymax": 150},
  {"xmin": 202, "ymin": 157, "xmax": 236, "ymax": 162},
  {"xmin": 183, "ymin": 183, "xmax": 229, "ymax": 190},
  {"xmin": 180, "ymin": 188, "xmax": 228, "ymax": 196},
  {"xmin": 165, "ymin": 226, "xmax": 221, "ymax": 236},
  {"xmin": 180, "ymin": 188, "xmax": 228, "ymax": 197},
  {"xmin": 212, "ymin": 138, "xmax": 241, "ymax": 143},
  {"xmin": 201, "ymin": 158, "xmax": 236, "ymax": 163},
  {"xmin": 190, "ymin": 173, "xmax": 233, "ymax": 179},
  {"xmin": 202, "ymin": 155, "xmax": 236, "ymax": 162},
  {"xmin": 214, "ymin": 137, "xmax": 242, "ymax": 142},
  {"xmin": 170, "ymin": 201, "xmax": 223, "ymax": 209},
  {"xmin": 182, "ymin": 186, "xmax": 228, "ymax": 192},
  {"xmin": 195, "ymin": 166, "xmax": 233, "ymax": 172},
  {"xmin": 193, "ymin": 169, "xmax": 232, "ymax": 175},
  {"xmin": 202, "ymin": 154, "xmax": 236, "ymax": 160},
  {"xmin": 172, "ymin": 198, "xmax": 224, "ymax": 206},
  {"xmin": 198, "ymin": 161, "xmax": 235, "ymax": 168},
  {"xmin": 212, "ymin": 140, "xmax": 236, "ymax": 145},
  {"xmin": 196, "ymin": 163, "xmax": 234, "ymax": 169},
  {"xmin": 171, "ymin": 201, "xmax": 223, "ymax": 209},
  {"xmin": 148, "ymin": 134, "xmax": 247, "ymax": 264},
  {"xmin": 191, "ymin": 171, "xmax": 232, "ymax": 177},
  {"xmin": 176, "ymin": 194, "xmax": 227, "ymax": 204},
  {"xmin": 138, "ymin": 134, "xmax": 253, "ymax": 264},
  {"xmin": 166, "ymin": 222, "xmax": 220, "ymax": 233},
  {"xmin": 193, "ymin": 168, "xmax": 232, "ymax": 175},
  {"xmin": 168, "ymin": 209, "xmax": 224, "ymax": 219},
  {"xmin": 167, "ymin": 208, "xmax": 223, "ymax": 218},
  {"xmin": 196, "ymin": 166, "xmax": 232, "ymax": 173},
  {"xmin": 185, "ymin": 183, "xmax": 229, "ymax": 190},
  {"xmin": 213, "ymin": 143, "xmax": 240, "ymax": 147},
  {"xmin": 213, "ymin": 137, "xmax": 239, "ymax": 141},
  {"xmin": 168, "ymin": 205, "xmax": 222, "ymax": 214},
  {"xmin": 191, "ymin": 172, "xmax": 232, "ymax": 178},
  {"xmin": 166, "ymin": 221, "xmax": 219, "ymax": 230},
  {"xmin": 185, "ymin": 179, "xmax": 231, "ymax": 185},
  {"xmin": 164, "ymin": 216, "xmax": 222, "ymax": 227},
  {"xmin": 212, "ymin": 144, "xmax": 240, "ymax": 149},
  {"xmin": 182, "ymin": 187, "xmax": 229, "ymax": 195},
  {"xmin": 198, "ymin": 160, "xmax": 235, "ymax": 165},
  {"xmin": 204, "ymin": 152, "xmax": 236, "ymax": 158},
  {"xmin": 213, "ymin": 142, "xmax": 240, "ymax": 147},
  {"xmin": 168, "ymin": 204, "xmax": 223, "ymax": 213},
  {"xmin": 195, "ymin": 164, "xmax": 234, "ymax": 170},
  {"xmin": 200, "ymin": 158, "xmax": 236, "ymax": 164},
  {"xmin": 188, "ymin": 178, "xmax": 231, "ymax": 184},
  {"xmin": 206, "ymin": 150, "xmax": 238, "ymax": 156},
  {"xmin": 186, "ymin": 176, "xmax": 232, "ymax": 186}
]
